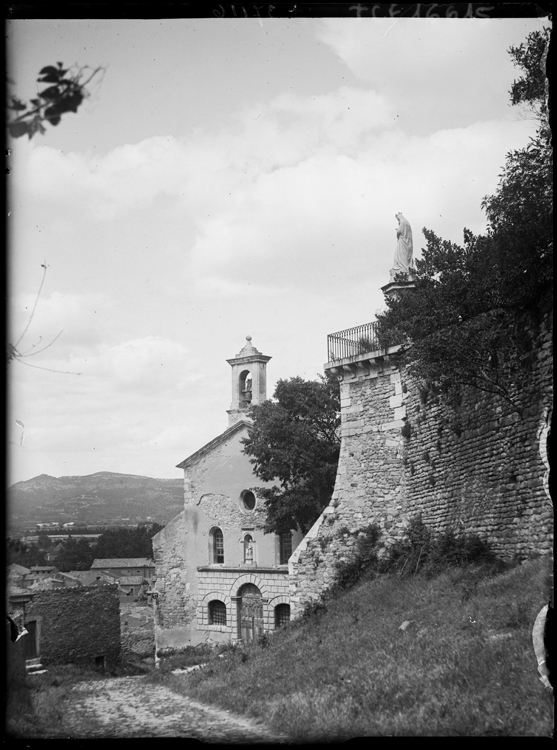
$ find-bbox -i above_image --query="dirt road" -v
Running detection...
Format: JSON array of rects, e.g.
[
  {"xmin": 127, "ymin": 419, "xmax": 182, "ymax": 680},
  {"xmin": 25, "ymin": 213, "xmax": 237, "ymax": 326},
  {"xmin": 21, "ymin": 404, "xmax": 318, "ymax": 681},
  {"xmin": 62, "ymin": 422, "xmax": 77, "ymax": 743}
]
[{"xmin": 53, "ymin": 674, "xmax": 286, "ymax": 742}]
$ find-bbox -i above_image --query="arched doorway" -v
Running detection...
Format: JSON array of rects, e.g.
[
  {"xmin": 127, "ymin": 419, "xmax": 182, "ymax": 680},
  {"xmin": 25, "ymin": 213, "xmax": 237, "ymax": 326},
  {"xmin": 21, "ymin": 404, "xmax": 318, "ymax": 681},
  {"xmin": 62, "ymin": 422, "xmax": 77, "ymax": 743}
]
[{"xmin": 237, "ymin": 583, "xmax": 263, "ymax": 644}]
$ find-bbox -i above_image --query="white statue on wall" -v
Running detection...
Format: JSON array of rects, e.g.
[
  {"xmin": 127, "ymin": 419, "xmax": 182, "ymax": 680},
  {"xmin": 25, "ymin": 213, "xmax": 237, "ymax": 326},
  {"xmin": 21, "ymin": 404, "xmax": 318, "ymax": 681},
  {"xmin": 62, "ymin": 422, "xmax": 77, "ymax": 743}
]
[{"xmin": 390, "ymin": 212, "xmax": 414, "ymax": 280}]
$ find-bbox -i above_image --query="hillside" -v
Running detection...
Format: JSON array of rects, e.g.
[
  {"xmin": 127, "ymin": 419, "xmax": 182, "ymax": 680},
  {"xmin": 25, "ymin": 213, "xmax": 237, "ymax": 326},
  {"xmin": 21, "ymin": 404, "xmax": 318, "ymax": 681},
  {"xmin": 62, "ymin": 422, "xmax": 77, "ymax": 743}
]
[
  {"xmin": 165, "ymin": 558, "xmax": 552, "ymax": 739},
  {"xmin": 7, "ymin": 472, "xmax": 184, "ymax": 528}
]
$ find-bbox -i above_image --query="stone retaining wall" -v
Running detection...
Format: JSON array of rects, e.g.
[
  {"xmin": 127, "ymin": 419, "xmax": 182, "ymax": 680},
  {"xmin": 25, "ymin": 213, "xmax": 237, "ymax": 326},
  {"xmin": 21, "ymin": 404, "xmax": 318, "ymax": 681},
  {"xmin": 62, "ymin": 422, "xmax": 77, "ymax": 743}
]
[{"xmin": 290, "ymin": 308, "xmax": 552, "ymax": 616}]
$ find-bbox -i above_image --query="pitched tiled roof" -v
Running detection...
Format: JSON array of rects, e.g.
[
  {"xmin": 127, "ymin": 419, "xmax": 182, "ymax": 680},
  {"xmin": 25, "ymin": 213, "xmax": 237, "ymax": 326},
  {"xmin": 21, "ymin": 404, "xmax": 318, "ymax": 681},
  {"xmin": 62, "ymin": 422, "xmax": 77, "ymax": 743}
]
[
  {"xmin": 8, "ymin": 563, "xmax": 31, "ymax": 575},
  {"xmin": 91, "ymin": 558, "xmax": 155, "ymax": 569},
  {"xmin": 119, "ymin": 576, "xmax": 147, "ymax": 585},
  {"xmin": 67, "ymin": 570, "xmax": 96, "ymax": 581},
  {"xmin": 176, "ymin": 419, "xmax": 251, "ymax": 469}
]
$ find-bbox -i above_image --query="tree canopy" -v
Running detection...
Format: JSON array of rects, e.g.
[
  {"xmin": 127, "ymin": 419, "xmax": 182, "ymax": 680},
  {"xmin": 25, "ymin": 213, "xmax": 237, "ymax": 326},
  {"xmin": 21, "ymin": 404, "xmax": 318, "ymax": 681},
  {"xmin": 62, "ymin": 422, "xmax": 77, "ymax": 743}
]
[
  {"xmin": 93, "ymin": 524, "xmax": 163, "ymax": 560},
  {"xmin": 376, "ymin": 27, "xmax": 552, "ymax": 414},
  {"xmin": 242, "ymin": 375, "xmax": 340, "ymax": 535}
]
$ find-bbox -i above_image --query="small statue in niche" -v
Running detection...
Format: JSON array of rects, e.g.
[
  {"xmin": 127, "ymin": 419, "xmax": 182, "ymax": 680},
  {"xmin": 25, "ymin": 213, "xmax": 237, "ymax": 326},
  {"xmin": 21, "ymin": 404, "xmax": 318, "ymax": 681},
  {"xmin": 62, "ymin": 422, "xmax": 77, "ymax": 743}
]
[
  {"xmin": 390, "ymin": 212, "xmax": 414, "ymax": 280},
  {"xmin": 244, "ymin": 538, "xmax": 254, "ymax": 563}
]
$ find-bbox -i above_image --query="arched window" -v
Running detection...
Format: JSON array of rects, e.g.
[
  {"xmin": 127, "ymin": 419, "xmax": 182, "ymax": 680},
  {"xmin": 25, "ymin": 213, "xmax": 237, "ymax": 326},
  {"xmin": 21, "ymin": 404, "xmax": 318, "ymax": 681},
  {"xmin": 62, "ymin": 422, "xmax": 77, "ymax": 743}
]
[
  {"xmin": 279, "ymin": 532, "xmax": 292, "ymax": 565},
  {"xmin": 212, "ymin": 528, "xmax": 224, "ymax": 564},
  {"xmin": 208, "ymin": 600, "xmax": 227, "ymax": 626},
  {"xmin": 275, "ymin": 603, "xmax": 290, "ymax": 628}
]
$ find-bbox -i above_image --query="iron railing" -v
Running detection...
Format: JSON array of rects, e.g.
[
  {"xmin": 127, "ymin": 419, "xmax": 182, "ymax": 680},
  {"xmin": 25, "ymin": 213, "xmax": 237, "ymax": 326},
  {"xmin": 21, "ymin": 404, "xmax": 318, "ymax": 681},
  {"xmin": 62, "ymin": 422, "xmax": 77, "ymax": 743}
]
[{"xmin": 327, "ymin": 321, "xmax": 381, "ymax": 362}]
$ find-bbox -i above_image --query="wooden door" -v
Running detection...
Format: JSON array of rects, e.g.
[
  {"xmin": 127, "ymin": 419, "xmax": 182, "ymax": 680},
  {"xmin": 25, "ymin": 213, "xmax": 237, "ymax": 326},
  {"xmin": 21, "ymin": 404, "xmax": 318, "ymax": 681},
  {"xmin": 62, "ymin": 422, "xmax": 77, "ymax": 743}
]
[
  {"xmin": 239, "ymin": 584, "xmax": 263, "ymax": 644},
  {"xmin": 24, "ymin": 620, "xmax": 37, "ymax": 659}
]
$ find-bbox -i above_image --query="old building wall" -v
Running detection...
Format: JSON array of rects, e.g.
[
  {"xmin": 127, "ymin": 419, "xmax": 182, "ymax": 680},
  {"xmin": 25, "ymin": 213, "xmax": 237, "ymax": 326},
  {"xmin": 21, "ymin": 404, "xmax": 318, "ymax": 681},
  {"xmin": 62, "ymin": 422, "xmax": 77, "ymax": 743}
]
[
  {"xmin": 402, "ymin": 309, "xmax": 553, "ymax": 558},
  {"xmin": 25, "ymin": 584, "xmax": 121, "ymax": 667},
  {"xmin": 153, "ymin": 427, "xmax": 303, "ymax": 651},
  {"xmin": 290, "ymin": 357, "xmax": 410, "ymax": 616},
  {"xmin": 290, "ymin": 309, "xmax": 552, "ymax": 615}
]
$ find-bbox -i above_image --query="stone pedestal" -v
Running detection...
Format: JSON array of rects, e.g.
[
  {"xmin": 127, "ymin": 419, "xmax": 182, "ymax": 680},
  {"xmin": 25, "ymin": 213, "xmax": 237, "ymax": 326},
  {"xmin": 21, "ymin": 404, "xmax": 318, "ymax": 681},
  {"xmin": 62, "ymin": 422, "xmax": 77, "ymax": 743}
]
[{"xmin": 381, "ymin": 278, "xmax": 416, "ymax": 302}]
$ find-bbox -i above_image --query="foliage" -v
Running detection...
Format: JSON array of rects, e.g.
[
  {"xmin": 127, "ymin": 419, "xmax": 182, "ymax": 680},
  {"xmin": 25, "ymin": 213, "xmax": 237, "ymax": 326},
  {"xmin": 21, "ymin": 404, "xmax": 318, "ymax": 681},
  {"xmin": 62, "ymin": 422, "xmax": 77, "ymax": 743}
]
[
  {"xmin": 508, "ymin": 26, "xmax": 550, "ymax": 126},
  {"xmin": 55, "ymin": 536, "xmax": 96, "ymax": 572},
  {"xmin": 7, "ymin": 62, "xmax": 104, "ymax": 140},
  {"xmin": 7, "ymin": 538, "xmax": 47, "ymax": 568},
  {"xmin": 242, "ymin": 374, "xmax": 340, "ymax": 534},
  {"xmin": 331, "ymin": 524, "xmax": 382, "ymax": 592},
  {"xmin": 37, "ymin": 532, "xmax": 53, "ymax": 549},
  {"xmin": 382, "ymin": 515, "xmax": 498, "ymax": 579},
  {"xmin": 93, "ymin": 523, "xmax": 163, "ymax": 560},
  {"xmin": 375, "ymin": 27, "xmax": 552, "ymax": 414}
]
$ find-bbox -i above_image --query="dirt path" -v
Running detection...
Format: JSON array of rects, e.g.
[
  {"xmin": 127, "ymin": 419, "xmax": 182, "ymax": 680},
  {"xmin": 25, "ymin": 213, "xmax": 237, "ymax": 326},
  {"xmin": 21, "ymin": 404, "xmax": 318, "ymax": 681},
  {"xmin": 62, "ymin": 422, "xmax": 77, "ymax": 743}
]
[{"xmin": 53, "ymin": 674, "xmax": 286, "ymax": 742}]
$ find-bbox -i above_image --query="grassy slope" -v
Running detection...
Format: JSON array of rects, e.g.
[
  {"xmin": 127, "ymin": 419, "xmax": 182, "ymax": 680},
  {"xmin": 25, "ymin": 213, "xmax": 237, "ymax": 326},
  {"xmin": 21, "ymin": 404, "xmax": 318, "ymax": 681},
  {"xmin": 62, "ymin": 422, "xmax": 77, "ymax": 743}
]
[{"xmin": 176, "ymin": 558, "xmax": 552, "ymax": 739}]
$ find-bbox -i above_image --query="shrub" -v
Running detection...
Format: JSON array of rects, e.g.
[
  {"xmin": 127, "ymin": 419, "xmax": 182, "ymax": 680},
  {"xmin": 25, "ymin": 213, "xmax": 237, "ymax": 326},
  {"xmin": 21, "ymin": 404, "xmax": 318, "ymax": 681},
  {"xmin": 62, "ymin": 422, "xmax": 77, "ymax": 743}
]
[
  {"xmin": 381, "ymin": 515, "xmax": 498, "ymax": 578},
  {"xmin": 331, "ymin": 524, "xmax": 382, "ymax": 591}
]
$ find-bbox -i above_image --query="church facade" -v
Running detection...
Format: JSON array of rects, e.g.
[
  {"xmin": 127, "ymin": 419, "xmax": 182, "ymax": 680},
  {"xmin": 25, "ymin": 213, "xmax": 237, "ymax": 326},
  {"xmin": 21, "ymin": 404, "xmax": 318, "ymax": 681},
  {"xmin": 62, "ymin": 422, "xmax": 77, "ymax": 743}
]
[{"xmin": 152, "ymin": 337, "xmax": 303, "ymax": 652}]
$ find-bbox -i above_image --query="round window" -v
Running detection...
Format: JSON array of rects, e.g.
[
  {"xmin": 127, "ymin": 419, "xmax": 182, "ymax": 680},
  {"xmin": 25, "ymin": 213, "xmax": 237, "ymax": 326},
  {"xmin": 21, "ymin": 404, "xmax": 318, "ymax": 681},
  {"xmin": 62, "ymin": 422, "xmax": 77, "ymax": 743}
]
[{"xmin": 241, "ymin": 490, "xmax": 256, "ymax": 511}]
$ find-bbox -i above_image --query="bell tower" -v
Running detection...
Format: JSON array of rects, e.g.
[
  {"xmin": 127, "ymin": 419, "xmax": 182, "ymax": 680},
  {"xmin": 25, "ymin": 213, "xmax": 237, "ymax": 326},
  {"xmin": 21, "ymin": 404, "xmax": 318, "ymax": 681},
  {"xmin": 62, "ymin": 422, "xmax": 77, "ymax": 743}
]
[{"xmin": 226, "ymin": 336, "xmax": 271, "ymax": 427}]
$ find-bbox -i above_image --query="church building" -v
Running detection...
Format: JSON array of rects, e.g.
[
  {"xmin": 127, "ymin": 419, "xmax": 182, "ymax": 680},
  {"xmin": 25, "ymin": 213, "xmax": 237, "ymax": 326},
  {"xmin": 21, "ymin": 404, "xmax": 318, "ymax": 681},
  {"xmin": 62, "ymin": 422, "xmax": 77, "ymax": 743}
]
[{"xmin": 152, "ymin": 337, "xmax": 303, "ymax": 652}]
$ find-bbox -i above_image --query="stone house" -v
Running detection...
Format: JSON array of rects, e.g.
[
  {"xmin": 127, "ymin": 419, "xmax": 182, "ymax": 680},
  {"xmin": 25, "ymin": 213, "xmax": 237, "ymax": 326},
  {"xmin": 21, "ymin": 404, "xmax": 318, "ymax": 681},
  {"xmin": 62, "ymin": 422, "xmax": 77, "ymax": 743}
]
[
  {"xmin": 153, "ymin": 337, "xmax": 304, "ymax": 653},
  {"xmin": 90, "ymin": 558, "xmax": 156, "ymax": 580},
  {"xmin": 119, "ymin": 575, "xmax": 148, "ymax": 597}
]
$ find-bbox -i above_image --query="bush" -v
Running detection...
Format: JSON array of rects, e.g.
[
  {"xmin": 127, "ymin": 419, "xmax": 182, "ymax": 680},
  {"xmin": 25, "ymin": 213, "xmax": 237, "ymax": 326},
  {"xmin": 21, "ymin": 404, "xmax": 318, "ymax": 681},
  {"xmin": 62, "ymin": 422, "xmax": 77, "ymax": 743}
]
[
  {"xmin": 382, "ymin": 515, "xmax": 498, "ymax": 578},
  {"xmin": 331, "ymin": 524, "xmax": 382, "ymax": 592}
]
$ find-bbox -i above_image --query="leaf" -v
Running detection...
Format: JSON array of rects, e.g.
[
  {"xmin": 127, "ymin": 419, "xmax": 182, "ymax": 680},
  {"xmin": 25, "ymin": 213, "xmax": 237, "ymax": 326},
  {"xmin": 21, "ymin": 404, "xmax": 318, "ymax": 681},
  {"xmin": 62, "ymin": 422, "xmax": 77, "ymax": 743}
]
[
  {"xmin": 39, "ymin": 65, "xmax": 59, "ymax": 76},
  {"xmin": 37, "ymin": 74, "xmax": 61, "ymax": 84},
  {"xmin": 38, "ymin": 85, "xmax": 61, "ymax": 100},
  {"xmin": 8, "ymin": 121, "xmax": 29, "ymax": 138},
  {"xmin": 8, "ymin": 98, "xmax": 27, "ymax": 111},
  {"xmin": 44, "ymin": 106, "xmax": 62, "ymax": 126}
]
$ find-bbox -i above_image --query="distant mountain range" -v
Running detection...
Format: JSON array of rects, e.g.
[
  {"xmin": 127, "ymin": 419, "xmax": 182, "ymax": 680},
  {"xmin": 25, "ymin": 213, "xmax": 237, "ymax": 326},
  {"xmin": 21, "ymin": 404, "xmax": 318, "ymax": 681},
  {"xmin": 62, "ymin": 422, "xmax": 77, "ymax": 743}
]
[{"xmin": 7, "ymin": 471, "xmax": 184, "ymax": 529}]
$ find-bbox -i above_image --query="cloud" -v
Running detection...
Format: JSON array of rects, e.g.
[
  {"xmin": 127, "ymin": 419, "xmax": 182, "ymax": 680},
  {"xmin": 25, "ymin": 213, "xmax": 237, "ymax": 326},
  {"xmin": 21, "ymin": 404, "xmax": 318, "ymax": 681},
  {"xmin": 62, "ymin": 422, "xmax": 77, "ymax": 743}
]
[
  {"xmin": 10, "ymin": 291, "xmax": 110, "ymax": 356},
  {"xmin": 314, "ymin": 18, "xmax": 543, "ymax": 133}
]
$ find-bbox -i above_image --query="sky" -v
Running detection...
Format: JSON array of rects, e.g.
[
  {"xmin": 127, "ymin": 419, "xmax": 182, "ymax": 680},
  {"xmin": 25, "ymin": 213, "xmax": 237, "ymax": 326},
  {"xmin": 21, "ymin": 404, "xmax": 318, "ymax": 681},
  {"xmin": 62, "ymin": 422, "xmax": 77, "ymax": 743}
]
[{"xmin": 6, "ymin": 14, "xmax": 547, "ymax": 486}]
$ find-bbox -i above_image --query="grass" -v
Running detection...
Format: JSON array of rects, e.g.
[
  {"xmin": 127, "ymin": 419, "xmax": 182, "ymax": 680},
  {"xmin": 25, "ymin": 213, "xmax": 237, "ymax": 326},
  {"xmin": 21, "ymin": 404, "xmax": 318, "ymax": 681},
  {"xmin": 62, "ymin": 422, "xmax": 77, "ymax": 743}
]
[
  {"xmin": 161, "ymin": 557, "xmax": 553, "ymax": 739},
  {"xmin": 6, "ymin": 659, "xmax": 146, "ymax": 739}
]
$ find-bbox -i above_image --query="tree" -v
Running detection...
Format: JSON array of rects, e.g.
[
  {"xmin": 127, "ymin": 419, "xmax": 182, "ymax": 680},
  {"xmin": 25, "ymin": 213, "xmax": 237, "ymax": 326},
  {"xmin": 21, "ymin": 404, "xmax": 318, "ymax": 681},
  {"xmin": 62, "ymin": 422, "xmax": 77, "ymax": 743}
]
[
  {"xmin": 56, "ymin": 537, "xmax": 95, "ymax": 572},
  {"xmin": 376, "ymin": 27, "xmax": 552, "ymax": 414},
  {"xmin": 242, "ymin": 375, "xmax": 340, "ymax": 535},
  {"xmin": 7, "ymin": 538, "xmax": 47, "ymax": 568},
  {"xmin": 92, "ymin": 524, "xmax": 163, "ymax": 560},
  {"xmin": 7, "ymin": 61, "xmax": 104, "ymax": 372},
  {"xmin": 508, "ymin": 26, "xmax": 551, "ymax": 128},
  {"xmin": 7, "ymin": 62, "xmax": 104, "ymax": 140},
  {"xmin": 37, "ymin": 532, "xmax": 53, "ymax": 550}
]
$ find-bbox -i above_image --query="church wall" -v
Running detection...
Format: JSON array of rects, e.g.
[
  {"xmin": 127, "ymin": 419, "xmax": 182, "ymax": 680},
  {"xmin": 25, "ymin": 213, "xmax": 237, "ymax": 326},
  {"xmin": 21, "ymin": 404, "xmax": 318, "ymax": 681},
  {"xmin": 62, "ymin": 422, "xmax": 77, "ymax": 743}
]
[
  {"xmin": 290, "ymin": 308, "xmax": 552, "ymax": 616},
  {"xmin": 153, "ymin": 426, "xmax": 303, "ymax": 650}
]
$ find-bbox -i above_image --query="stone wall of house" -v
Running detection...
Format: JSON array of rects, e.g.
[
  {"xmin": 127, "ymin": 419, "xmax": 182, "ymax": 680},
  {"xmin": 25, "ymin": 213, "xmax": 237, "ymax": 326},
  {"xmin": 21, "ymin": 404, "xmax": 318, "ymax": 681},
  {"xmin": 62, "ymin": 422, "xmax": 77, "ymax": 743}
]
[
  {"xmin": 25, "ymin": 583, "xmax": 121, "ymax": 667},
  {"xmin": 152, "ymin": 511, "xmax": 194, "ymax": 633},
  {"xmin": 290, "ymin": 309, "xmax": 552, "ymax": 616}
]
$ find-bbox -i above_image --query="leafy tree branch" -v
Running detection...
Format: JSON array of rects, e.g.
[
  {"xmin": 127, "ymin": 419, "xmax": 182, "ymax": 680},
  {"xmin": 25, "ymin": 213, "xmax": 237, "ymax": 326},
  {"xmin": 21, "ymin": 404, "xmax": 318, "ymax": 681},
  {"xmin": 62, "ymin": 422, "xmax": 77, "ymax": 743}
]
[{"xmin": 7, "ymin": 62, "xmax": 105, "ymax": 140}]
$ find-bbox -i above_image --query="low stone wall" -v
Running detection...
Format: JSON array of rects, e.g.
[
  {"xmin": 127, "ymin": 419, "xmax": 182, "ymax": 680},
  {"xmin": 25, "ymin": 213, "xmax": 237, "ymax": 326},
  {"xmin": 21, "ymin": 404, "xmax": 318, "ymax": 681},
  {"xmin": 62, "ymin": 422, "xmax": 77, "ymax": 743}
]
[
  {"xmin": 25, "ymin": 583, "xmax": 121, "ymax": 668},
  {"xmin": 121, "ymin": 628, "xmax": 155, "ymax": 657}
]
